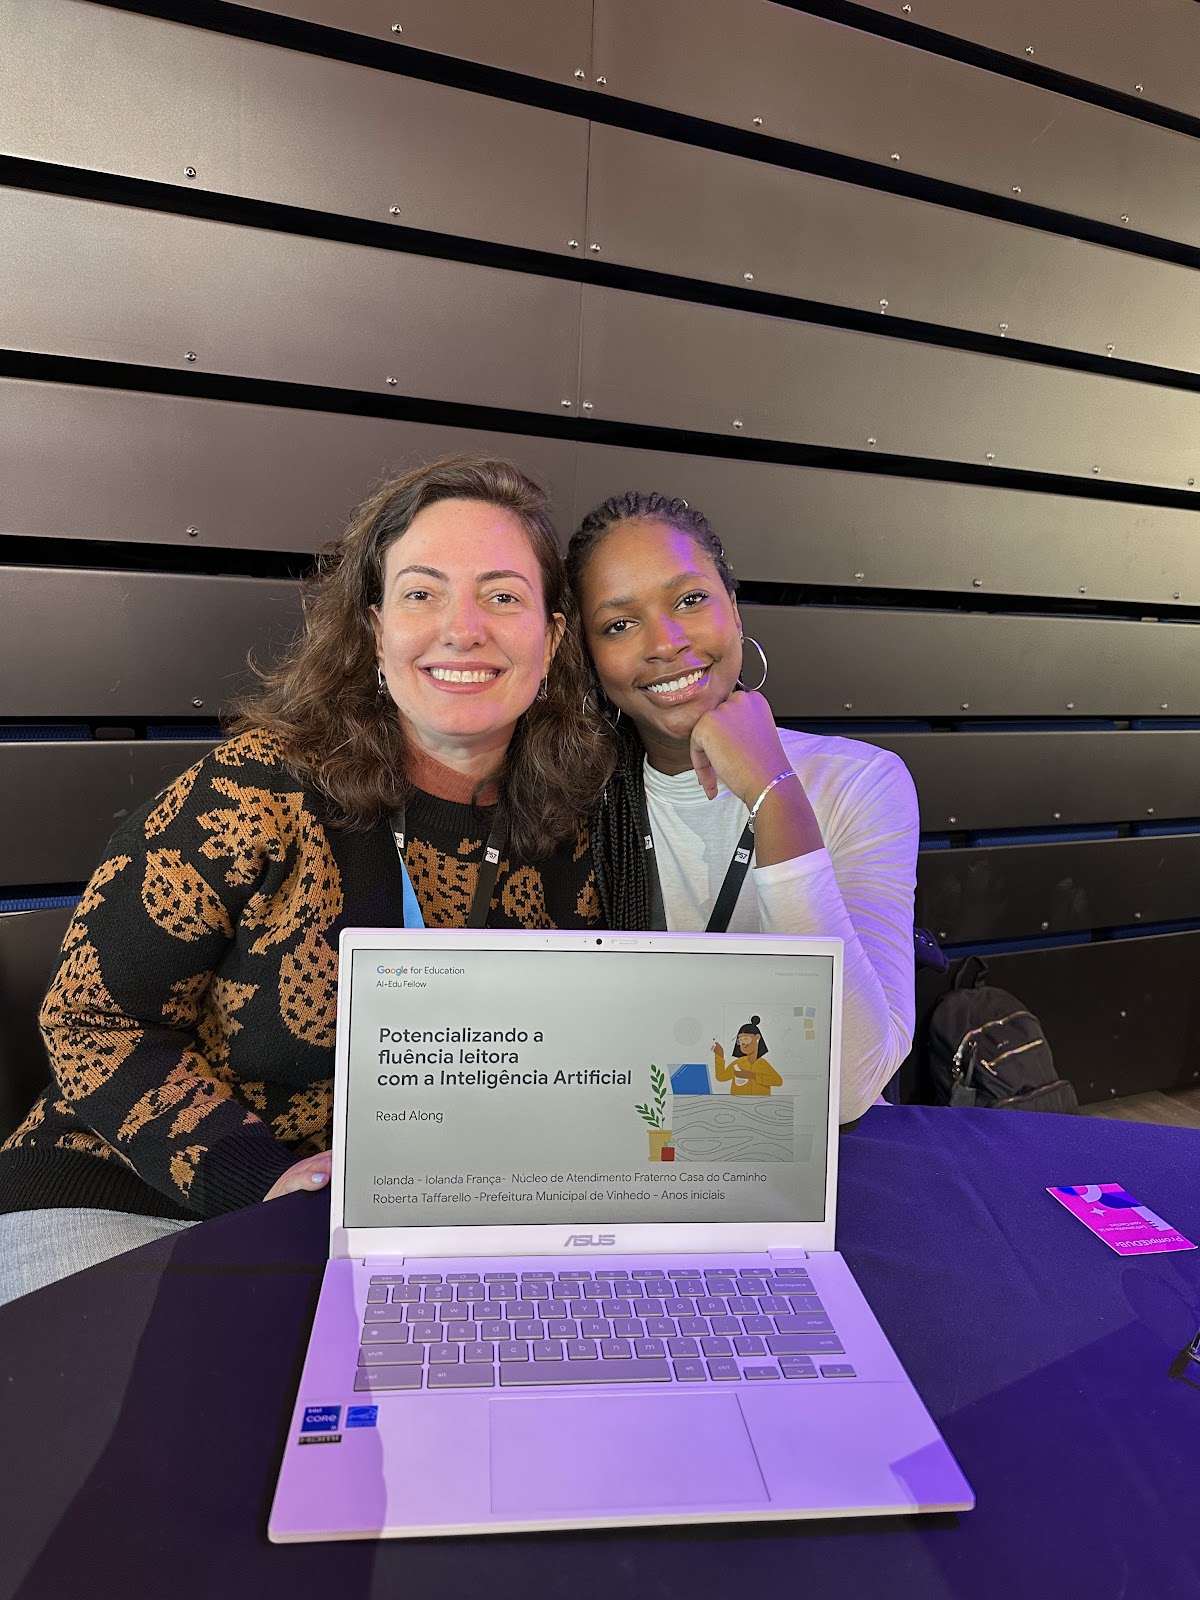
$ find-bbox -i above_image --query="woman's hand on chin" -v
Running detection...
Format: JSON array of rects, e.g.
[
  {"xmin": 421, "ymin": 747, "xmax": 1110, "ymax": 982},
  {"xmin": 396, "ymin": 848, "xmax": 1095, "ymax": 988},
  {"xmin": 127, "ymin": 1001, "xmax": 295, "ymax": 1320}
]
[
  {"xmin": 264, "ymin": 1149, "xmax": 333, "ymax": 1202},
  {"xmin": 688, "ymin": 689, "xmax": 789, "ymax": 804}
]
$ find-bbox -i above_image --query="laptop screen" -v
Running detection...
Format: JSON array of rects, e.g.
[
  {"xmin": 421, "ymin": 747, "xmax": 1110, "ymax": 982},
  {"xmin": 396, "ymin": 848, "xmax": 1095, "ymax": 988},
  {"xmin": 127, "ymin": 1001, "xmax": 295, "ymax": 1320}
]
[{"xmin": 342, "ymin": 943, "xmax": 834, "ymax": 1230}]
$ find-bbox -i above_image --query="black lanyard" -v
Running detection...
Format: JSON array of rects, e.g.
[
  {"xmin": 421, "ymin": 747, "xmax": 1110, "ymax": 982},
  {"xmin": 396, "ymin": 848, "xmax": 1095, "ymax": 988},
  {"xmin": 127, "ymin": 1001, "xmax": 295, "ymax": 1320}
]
[
  {"xmin": 635, "ymin": 777, "xmax": 754, "ymax": 934},
  {"xmin": 389, "ymin": 802, "xmax": 508, "ymax": 929}
]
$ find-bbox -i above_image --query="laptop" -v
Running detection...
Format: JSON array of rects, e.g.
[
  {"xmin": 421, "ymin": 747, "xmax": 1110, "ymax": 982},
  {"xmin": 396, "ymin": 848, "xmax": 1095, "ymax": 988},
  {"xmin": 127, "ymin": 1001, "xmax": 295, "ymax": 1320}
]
[{"xmin": 269, "ymin": 927, "xmax": 973, "ymax": 1540}]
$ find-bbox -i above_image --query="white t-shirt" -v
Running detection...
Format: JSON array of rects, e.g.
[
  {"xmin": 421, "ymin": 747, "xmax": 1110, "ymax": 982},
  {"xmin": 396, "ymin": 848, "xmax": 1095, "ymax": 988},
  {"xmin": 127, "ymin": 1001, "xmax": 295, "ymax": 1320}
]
[{"xmin": 641, "ymin": 726, "xmax": 918, "ymax": 1123}]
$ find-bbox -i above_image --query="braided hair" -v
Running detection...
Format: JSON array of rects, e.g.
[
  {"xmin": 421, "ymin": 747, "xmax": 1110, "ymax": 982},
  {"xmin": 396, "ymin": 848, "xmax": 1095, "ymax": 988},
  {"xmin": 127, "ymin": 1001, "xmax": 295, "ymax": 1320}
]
[{"xmin": 565, "ymin": 491, "xmax": 738, "ymax": 931}]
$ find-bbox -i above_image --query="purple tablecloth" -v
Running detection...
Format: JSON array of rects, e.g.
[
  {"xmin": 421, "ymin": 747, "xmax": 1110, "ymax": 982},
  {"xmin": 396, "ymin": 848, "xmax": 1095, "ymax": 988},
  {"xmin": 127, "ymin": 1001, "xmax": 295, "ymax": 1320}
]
[{"xmin": 2, "ymin": 1105, "xmax": 1199, "ymax": 1599}]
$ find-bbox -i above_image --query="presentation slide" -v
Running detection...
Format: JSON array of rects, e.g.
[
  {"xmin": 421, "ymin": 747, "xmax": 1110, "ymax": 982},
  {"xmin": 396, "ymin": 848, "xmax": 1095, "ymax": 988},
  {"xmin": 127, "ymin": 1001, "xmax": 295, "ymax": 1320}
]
[{"xmin": 342, "ymin": 945, "xmax": 833, "ymax": 1229}]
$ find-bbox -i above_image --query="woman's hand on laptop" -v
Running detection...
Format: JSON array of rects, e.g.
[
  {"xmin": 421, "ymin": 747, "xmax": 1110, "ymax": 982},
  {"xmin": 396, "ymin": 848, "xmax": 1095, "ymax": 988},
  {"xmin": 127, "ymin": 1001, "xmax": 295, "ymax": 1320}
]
[{"xmin": 263, "ymin": 1150, "xmax": 333, "ymax": 1202}]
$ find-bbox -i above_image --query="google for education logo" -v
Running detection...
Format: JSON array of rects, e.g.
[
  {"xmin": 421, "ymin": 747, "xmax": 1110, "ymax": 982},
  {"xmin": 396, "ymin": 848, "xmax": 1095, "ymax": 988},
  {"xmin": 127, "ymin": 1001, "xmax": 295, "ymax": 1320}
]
[{"xmin": 377, "ymin": 965, "xmax": 412, "ymax": 975}]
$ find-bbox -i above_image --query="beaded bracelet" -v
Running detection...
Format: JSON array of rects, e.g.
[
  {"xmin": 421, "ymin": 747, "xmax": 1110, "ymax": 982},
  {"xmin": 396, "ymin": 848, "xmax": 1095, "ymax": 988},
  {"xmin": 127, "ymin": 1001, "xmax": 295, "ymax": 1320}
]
[{"xmin": 747, "ymin": 769, "xmax": 799, "ymax": 832}]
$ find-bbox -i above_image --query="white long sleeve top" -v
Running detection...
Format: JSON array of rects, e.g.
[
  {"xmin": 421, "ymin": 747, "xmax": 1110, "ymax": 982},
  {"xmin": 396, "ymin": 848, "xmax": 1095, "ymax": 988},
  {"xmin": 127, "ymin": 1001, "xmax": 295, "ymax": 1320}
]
[{"xmin": 641, "ymin": 725, "xmax": 918, "ymax": 1123}]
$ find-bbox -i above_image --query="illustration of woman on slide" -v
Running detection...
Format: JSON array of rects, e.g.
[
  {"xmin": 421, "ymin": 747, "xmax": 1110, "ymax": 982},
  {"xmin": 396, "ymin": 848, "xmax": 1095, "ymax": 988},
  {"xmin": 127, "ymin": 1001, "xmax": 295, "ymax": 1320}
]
[{"xmin": 713, "ymin": 1016, "xmax": 783, "ymax": 1096}]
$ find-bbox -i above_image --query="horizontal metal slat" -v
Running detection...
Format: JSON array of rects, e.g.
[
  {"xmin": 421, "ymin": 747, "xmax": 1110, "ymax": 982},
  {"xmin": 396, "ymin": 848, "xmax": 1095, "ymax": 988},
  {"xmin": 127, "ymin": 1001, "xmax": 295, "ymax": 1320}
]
[
  {"xmin": 740, "ymin": 605, "xmax": 1200, "ymax": 718},
  {"xmin": 586, "ymin": 120, "xmax": 1200, "ymax": 375},
  {"xmin": 853, "ymin": 0, "xmax": 1200, "ymax": 125},
  {"xmin": 594, "ymin": 0, "xmax": 1200, "ymax": 248},
  {"xmin": 0, "ymin": 741, "xmax": 217, "ymax": 885},
  {"xmin": 0, "ymin": 1, "xmax": 588, "ymax": 254},
  {"xmin": 866, "ymin": 731, "xmax": 1200, "ymax": 832},
  {"xmin": 979, "ymin": 932, "xmax": 1200, "ymax": 1101},
  {"xmin": 916, "ymin": 833, "xmax": 1200, "ymax": 945},
  {"xmin": 580, "ymin": 284, "xmax": 1200, "ymax": 489},
  {"xmin": 0, "ymin": 568, "xmax": 302, "ymax": 718},
  {"xmin": 2, "ymin": 190, "xmax": 581, "ymax": 414},
  {"xmin": 246, "ymin": 0, "xmax": 593, "ymax": 85},
  {"xmin": 0, "ymin": 380, "xmax": 579, "ymax": 554},
  {"xmin": 570, "ymin": 442, "xmax": 1200, "ymax": 605}
]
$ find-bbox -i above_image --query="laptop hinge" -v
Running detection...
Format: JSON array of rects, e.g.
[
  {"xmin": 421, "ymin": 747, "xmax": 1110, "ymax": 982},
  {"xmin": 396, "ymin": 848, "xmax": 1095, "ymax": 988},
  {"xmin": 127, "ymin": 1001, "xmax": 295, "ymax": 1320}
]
[{"xmin": 767, "ymin": 1248, "xmax": 809, "ymax": 1262}]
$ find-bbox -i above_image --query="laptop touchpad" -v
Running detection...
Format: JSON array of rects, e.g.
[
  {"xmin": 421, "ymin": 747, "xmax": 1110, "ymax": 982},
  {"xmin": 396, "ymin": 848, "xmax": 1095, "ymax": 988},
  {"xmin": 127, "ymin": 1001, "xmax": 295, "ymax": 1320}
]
[{"xmin": 489, "ymin": 1394, "xmax": 767, "ymax": 1514}]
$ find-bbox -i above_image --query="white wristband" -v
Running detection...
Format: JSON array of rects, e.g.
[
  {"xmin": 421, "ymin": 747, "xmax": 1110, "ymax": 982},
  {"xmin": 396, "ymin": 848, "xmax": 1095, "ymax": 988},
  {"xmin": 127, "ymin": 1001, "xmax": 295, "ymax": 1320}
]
[{"xmin": 747, "ymin": 768, "xmax": 799, "ymax": 832}]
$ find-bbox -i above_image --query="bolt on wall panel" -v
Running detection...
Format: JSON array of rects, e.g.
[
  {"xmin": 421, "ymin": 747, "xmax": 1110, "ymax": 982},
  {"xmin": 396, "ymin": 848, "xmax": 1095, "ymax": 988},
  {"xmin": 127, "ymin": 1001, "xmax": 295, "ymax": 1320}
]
[
  {"xmin": 917, "ymin": 834, "xmax": 1200, "ymax": 945},
  {"xmin": 0, "ymin": 381, "xmax": 579, "ymax": 554},
  {"xmin": 572, "ymin": 442, "xmax": 1200, "ymax": 606},
  {"xmin": 0, "ymin": 742, "xmax": 218, "ymax": 886},
  {"xmin": 580, "ymin": 284, "xmax": 1200, "ymax": 490},
  {"xmin": 0, "ymin": 1, "xmax": 588, "ymax": 255},
  {"xmin": 246, "ymin": 0, "xmax": 593, "ymax": 84},
  {"xmin": 854, "ymin": 0, "xmax": 1200, "ymax": 124},
  {"xmin": 2, "ymin": 190, "xmax": 582, "ymax": 414},
  {"xmin": 0, "ymin": 568, "xmax": 303, "ymax": 718},
  {"xmin": 866, "ymin": 731, "xmax": 1200, "ymax": 833},
  {"xmin": 594, "ymin": 0, "xmax": 1200, "ymax": 249},
  {"xmin": 586, "ymin": 121, "xmax": 1200, "ymax": 376},
  {"xmin": 741, "ymin": 605, "xmax": 1200, "ymax": 719}
]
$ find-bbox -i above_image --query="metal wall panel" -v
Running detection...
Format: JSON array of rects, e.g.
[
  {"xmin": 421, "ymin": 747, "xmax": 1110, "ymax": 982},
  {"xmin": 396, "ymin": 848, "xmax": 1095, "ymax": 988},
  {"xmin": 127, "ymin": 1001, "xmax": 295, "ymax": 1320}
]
[
  {"xmin": 0, "ymin": 741, "xmax": 216, "ymax": 885},
  {"xmin": 2, "ymin": 191, "xmax": 581, "ymax": 413},
  {"xmin": 248, "ymin": 0, "xmax": 593, "ymax": 83},
  {"xmin": 741, "ymin": 605, "xmax": 1200, "ymax": 718},
  {"xmin": 571, "ymin": 443, "xmax": 1200, "ymax": 605},
  {"xmin": 580, "ymin": 285, "xmax": 1200, "ymax": 489},
  {"xmin": 586, "ymin": 121, "xmax": 1200, "ymax": 376},
  {"xmin": 0, "ymin": 381, "xmax": 579, "ymax": 554},
  {"xmin": 867, "ymin": 731, "xmax": 1200, "ymax": 832},
  {"xmin": 0, "ymin": 569, "xmax": 302, "ymax": 717},
  {"xmin": 0, "ymin": 2, "xmax": 587, "ymax": 254},
  {"xmin": 594, "ymin": 0, "xmax": 1200, "ymax": 248},
  {"xmin": 854, "ymin": 0, "xmax": 1200, "ymax": 124},
  {"xmin": 916, "ymin": 835, "xmax": 1200, "ymax": 945}
]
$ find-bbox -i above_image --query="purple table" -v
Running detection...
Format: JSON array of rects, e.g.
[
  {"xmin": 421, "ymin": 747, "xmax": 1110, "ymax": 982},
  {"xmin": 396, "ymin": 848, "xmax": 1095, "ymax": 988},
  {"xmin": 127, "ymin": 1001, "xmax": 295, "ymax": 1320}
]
[{"xmin": 2, "ymin": 1106, "xmax": 1199, "ymax": 1599}]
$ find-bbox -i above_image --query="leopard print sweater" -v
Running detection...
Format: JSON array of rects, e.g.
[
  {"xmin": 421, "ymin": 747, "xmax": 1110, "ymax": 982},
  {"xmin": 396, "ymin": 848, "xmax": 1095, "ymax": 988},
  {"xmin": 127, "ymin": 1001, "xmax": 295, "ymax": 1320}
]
[{"xmin": 0, "ymin": 730, "xmax": 599, "ymax": 1221}]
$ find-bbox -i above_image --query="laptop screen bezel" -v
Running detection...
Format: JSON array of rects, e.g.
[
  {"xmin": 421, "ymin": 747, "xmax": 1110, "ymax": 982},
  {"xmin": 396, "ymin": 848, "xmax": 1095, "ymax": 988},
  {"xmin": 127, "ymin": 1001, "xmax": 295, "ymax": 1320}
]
[{"xmin": 329, "ymin": 927, "xmax": 844, "ymax": 1259}]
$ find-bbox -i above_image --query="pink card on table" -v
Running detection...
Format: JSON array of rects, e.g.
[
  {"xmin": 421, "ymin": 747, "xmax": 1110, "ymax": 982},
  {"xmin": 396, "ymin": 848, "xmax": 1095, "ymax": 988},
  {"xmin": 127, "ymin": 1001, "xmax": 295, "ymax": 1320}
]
[{"xmin": 1049, "ymin": 1184, "xmax": 1196, "ymax": 1256}]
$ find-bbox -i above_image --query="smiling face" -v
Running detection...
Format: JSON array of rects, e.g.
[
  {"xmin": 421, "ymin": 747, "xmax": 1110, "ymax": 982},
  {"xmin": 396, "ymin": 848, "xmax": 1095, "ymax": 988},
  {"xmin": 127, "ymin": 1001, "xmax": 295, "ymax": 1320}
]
[
  {"xmin": 736, "ymin": 1030, "xmax": 761, "ymax": 1059},
  {"xmin": 371, "ymin": 497, "xmax": 564, "ymax": 772},
  {"xmin": 576, "ymin": 517, "xmax": 742, "ymax": 771}
]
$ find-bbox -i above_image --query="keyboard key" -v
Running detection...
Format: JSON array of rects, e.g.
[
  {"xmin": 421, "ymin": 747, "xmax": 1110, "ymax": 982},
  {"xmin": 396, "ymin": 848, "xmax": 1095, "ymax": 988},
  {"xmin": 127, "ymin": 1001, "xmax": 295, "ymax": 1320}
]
[
  {"xmin": 447, "ymin": 1273, "xmax": 480, "ymax": 1282},
  {"xmin": 547, "ymin": 1319, "xmax": 579, "ymax": 1339},
  {"xmin": 369, "ymin": 1274, "xmax": 406, "ymax": 1284},
  {"xmin": 700, "ymin": 1336, "xmax": 732, "ymax": 1357},
  {"xmin": 364, "ymin": 1305, "xmax": 404, "ymax": 1323},
  {"xmin": 695, "ymin": 1297, "xmax": 726, "ymax": 1316},
  {"xmin": 512, "ymin": 1320, "xmax": 544, "ymax": 1340},
  {"xmin": 674, "ymin": 1281, "xmax": 704, "ymax": 1298},
  {"xmin": 736, "ymin": 1279, "xmax": 768, "ymax": 1296},
  {"xmin": 358, "ymin": 1343, "xmax": 422, "ymax": 1365},
  {"xmin": 709, "ymin": 1316, "xmax": 740, "ymax": 1335},
  {"xmin": 366, "ymin": 1286, "xmax": 388, "ymax": 1304},
  {"xmin": 633, "ymin": 1269, "xmax": 666, "ymax": 1280},
  {"xmin": 664, "ymin": 1299, "xmax": 695, "ymax": 1317},
  {"xmin": 425, "ymin": 1285, "xmax": 454, "ymax": 1302},
  {"xmin": 522, "ymin": 1270, "xmax": 556, "ymax": 1280},
  {"xmin": 428, "ymin": 1343, "xmax": 459, "ymax": 1363},
  {"xmin": 556, "ymin": 1270, "xmax": 592, "ymax": 1281},
  {"xmin": 520, "ymin": 1284, "xmax": 549, "ymax": 1300},
  {"xmin": 477, "ymin": 1320, "xmax": 507, "ymax": 1339},
  {"xmin": 707, "ymin": 1358, "xmax": 741, "ymax": 1381},
  {"xmin": 666, "ymin": 1337, "xmax": 698, "ymax": 1358},
  {"xmin": 768, "ymin": 1334, "xmax": 846, "ymax": 1355},
  {"xmin": 391, "ymin": 1286, "xmax": 421, "ymax": 1303},
  {"xmin": 557, "ymin": 1283, "xmax": 584, "ymax": 1299},
  {"xmin": 360, "ymin": 1322, "xmax": 409, "ymax": 1343},
  {"xmin": 443, "ymin": 1323, "xmax": 475, "ymax": 1342},
  {"xmin": 742, "ymin": 1315, "xmax": 774, "ymax": 1335},
  {"xmin": 499, "ymin": 1341, "xmax": 529, "ymax": 1362},
  {"xmin": 782, "ymin": 1365, "xmax": 819, "ymax": 1379},
  {"xmin": 405, "ymin": 1304, "xmax": 437, "ymax": 1322},
  {"xmin": 485, "ymin": 1272, "xmax": 517, "ymax": 1282},
  {"xmin": 566, "ymin": 1340, "xmax": 598, "ymax": 1360},
  {"xmin": 644, "ymin": 1318, "xmax": 676, "ymax": 1338},
  {"xmin": 355, "ymin": 1366, "xmax": 422, "ymax": 1391},
  {"xmin": 820, "ymin": 1364, "xmax": 857, "ymax": 1378},
  {"xmin": 532, "ymin": 1341, "xmax": 564, "ymax": 1361},
  {"xmin": 411, "ymin": 1325, "xmax": 442, "ymax": 1342},
  {"xmin": 499, "ymin": 1359, "xmax": 672, "ymax": 1386},
  {"xmin": 612, "ymin": 1282, "xmax": 639, "ymax": 1298},
  {"xmin": 744, "ymin": 1365, "xmax": 781, "ymax": 1380},
  {"xmin": 487, "ymin": 1285, "xmax": 518, "ymax": 1301},
  {"xmin": 455, "ymin": 1284, "xmax": 486, "ymax": 1301},
  {"xmin": 788, "ymin": 1295, "xmax": 825, "ymax": 1314},
  {"xmin": 705, "ymin": 1278, "xmax": 735, "ymax": 1296},
  {"xmin": 769, "ymin": 1268, "xmax": 811, "ymax": 1281},
  {"xmin": 595, "ymin": 1270, "xmax": 628, "ymax": 1280},
  {"xmin": 580, "ymin": 1318, "xmax": 611, "ymax": 1339},
  {"xmin": 634, "ymin": 1338, "xmax": 666, "ymax": 1358},
  {"xmin": 632, "ymin": 1300, "xmax": 664, "ymax": 1318},
  {"xmin": 428, "ymin": 1364, "xmax": 495, "ymax": 1388},
  {"xmin": 758, "ymin": 1296, "xmax": 790, "ymax": 1316},
  {"xmin": 612, "ymin": 1318, "xmax": 644, "ymax": 1339},
  {"xmin": 673, "ymin": 1359, "xmax": 707, "ymax": 1381},
  {"xmin": 775, "ymin": 1314, "xmax": 835, "ymax": 1334},
  {"xmin": 599, "ymin": 1301, "xmax": 624, "ymax": 1319},
  {"xmin": 733, "ymin": 1336, "xmax": 765, "ymax": 1356},
  {"xmin": 464, "ymin": 1342, "xmax": 495, "ymax": 1363},
  {"xmin": 599, "ymin": 1339, "xmax": 632, "ymax": 1359},
  {"xmin": 677, "ymin": 1317, "xmax": 710, "ymax": 1337},
  {"xmin": 407, "ymin": 1273, "xmax": 443, "ymax": 1284}
]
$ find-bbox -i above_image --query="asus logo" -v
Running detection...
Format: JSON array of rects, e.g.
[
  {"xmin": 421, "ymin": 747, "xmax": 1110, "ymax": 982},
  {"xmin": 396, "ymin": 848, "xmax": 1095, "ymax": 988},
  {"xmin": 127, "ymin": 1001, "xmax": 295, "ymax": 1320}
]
[{"xmin": 564, "ymin": 1233, "xmax": 616, "ymax": 1247}]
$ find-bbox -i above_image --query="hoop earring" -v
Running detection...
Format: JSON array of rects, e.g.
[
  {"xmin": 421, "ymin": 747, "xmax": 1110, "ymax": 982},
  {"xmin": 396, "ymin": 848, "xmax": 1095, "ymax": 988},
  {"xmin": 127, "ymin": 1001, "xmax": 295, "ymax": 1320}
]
[{"xmin": 737, "ymin": 635, "xmax": 768, "ymax": 694}]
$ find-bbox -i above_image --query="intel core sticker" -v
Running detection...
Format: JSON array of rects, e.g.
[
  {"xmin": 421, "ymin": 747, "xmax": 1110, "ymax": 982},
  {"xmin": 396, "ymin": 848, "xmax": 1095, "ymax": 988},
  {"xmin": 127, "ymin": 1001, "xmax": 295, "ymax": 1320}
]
[
  {"xmin": 301, "ymin": 1405, "xmax": 341, "ymax": 1433},
  {"xmin": 346, "ymin": 1406, "xmax": 379, "ymax": 1429}
]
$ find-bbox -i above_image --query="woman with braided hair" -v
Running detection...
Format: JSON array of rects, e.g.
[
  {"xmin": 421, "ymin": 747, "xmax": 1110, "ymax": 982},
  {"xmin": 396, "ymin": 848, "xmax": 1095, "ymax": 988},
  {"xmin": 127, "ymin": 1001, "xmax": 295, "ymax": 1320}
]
[{"xmin": 566, "ymin": 491, "xmax": 919, "ymax": 1124}]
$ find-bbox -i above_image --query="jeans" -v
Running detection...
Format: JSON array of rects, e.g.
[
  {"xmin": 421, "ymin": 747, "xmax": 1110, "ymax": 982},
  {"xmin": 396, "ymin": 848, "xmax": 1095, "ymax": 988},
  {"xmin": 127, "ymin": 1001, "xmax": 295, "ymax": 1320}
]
[{"xmin": 0, "ymin": 1208, "xmax": 198, "ymax": 1306}]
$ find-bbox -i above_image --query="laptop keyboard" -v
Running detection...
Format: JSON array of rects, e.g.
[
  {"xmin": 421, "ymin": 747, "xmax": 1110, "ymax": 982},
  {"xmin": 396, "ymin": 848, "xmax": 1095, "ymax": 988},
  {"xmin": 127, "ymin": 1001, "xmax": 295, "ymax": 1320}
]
[{"xmin": 354, "ymin": 1265, "xmax": 856, "ymax": 1392}]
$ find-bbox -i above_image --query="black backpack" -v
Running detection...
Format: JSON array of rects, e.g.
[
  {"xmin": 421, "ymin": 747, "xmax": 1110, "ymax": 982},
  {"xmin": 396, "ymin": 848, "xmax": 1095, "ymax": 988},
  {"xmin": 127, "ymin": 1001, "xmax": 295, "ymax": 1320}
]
[{"xmin": 926, "ymin": 956, "xmax": 1078, "ymax": 1113}]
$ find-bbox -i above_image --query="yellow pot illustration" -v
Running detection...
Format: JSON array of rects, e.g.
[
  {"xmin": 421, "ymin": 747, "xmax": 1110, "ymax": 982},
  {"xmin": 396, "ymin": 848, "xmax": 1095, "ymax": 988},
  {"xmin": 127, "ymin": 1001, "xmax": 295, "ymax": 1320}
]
[{"xmin": 648, "ymin": 1129, "xmax": 673, "ymax": 1162}]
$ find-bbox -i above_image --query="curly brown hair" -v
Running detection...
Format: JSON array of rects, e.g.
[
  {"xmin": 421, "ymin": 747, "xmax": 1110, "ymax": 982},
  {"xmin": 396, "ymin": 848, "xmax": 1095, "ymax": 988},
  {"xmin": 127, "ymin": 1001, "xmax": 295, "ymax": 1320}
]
[{"xmin": 232, "ymin": 455, "xmax": 615, "ymax": 860}]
